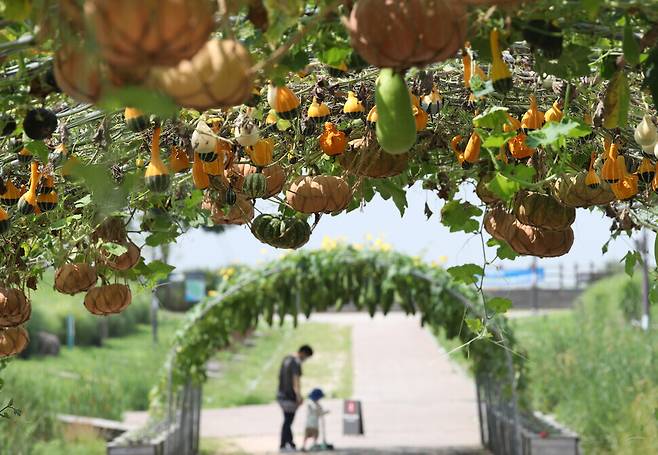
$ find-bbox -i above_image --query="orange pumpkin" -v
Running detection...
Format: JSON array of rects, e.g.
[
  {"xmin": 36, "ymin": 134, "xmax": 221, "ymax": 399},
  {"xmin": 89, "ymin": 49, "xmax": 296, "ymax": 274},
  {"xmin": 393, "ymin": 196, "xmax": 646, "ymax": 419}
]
[
  {"xmin": 246, "ymin": 139, "xmax": 274, "ymax": 167},
  {"xmin": 319, "ymin": 123, "xmax": 347, "ymax": 156}
]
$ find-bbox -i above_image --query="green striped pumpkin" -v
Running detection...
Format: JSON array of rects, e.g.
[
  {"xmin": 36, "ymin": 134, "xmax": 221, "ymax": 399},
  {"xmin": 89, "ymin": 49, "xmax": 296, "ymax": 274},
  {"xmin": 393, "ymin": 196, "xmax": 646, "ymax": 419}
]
[{"xmin": 251, "ymin": 214, "xmax": 310, "ymax": 249}]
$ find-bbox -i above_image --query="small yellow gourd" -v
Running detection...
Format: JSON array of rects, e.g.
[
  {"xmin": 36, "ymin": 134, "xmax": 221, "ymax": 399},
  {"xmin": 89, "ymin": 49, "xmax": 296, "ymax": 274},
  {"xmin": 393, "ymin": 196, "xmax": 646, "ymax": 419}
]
[
  {"xmin": 521, "ymin": 96, "xmax": 545, "ymax": 130},
  {"xmin": 343, "ymin": 91, "xmax": 365, "ymax": 117},
  {"xmin": 169, "ymin": 147, "xmax": 191, "ymax": 173},
  {"xmin": 585, "ymin": 152, "xmax": 601, "ymax": 188},
  {"xmin": 545, "ymin": 100, "xmax": 564, "ymax": 123},
  {"xmin": 0, "ymin": 206, "xmax": 10, "ymax": 233},
  {"xmin": 610, "ymin": 157, "xmax": 638, "ymax": 201},
  {"xmin": 490, "ymin": 28, "xmax": 512, "ymax": 93},
  {"xmin": 307, "ymin": 97, "xmax": 330, "ymax": 123},
  {"xmin": 508, "ymin": 133, "xmax": 535, "ymax": 159},
  {"xmin": 503, "ymin": 113, "xmax": 522, "ymax": 133},
  {"xmin": 267, "ymin": 84, "xmax": 300, "ymax": 119},
  {"xmin": 246, "ymin": 139, "xmax": 274, "ymax": 167},
  {"xmin": 144, "ymin": 127, "xmax": 170, "ymax": 193},
  {"xmin": 124, "ymin": 107, "xmax": 149, "ymax": 132},
  {"xmin": 601, "ymin": 141, "xmax": 622, "ymax": 183},
  {"xmin": 192, "ymin": 153, "xmax": 209, "ymax": 190},
  {"xmin": 464, "ymin": 132, "xmax": 481, "ymax": 164},
  {"xmin": 0, "ymin": 178, "xmax": 21, "ymax": 205},
  {"xmin": 414, "ymin": 106, "xmax": 429, "ymax": 131},
  {"xmin": 17, "ymin": 161, "xmax": 40, "ymax": 214}
]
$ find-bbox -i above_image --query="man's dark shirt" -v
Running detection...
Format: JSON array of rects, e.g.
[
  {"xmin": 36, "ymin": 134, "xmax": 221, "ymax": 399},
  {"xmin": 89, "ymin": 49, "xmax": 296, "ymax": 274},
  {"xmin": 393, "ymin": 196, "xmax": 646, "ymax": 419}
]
[{"xmin": 277, "ymin": 355, "xmax": 302, "ymax": 401}]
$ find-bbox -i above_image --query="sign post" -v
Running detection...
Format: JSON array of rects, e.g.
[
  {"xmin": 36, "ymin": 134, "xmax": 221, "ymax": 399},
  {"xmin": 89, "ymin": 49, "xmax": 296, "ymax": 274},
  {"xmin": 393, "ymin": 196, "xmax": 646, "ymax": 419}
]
[{"xmin": 342, "ymin": 400, "xmax": 364, "ymax": 435}]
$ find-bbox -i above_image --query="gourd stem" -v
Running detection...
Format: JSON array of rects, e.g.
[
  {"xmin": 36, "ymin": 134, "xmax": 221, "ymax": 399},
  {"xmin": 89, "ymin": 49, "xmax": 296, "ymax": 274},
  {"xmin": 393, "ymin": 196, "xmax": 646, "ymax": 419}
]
[{"xmin": 151, "ymin": 127, "xmax": 162, "ymax": 162}]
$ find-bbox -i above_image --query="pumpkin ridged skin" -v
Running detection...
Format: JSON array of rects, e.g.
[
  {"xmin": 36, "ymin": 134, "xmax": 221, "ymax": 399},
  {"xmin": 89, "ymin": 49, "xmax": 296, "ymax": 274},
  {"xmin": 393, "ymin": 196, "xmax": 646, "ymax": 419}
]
[
  {"xmin": 242, "ymin": 173, "xmax": 268, "ymax": 199},
  {"xmin": 202, "ymin": 194, "xmax": 254, "ymax": 226},
  {"xmin": 228, "ymin": 164, "xmax": 285, "ymax": 198},
  {"xmin": 53, "ymin": 43, "xmax": 103, "ymax": 103},
  {"xmin": 513, "ymin": 192, "xmax": 575, "ymax": 231},
  {"xmin": 346, "ymin": 0, "xmax": 467, "ymax": 70},
  {"xmin": 475, "ymin": 176, "xmax": 500, "ymax": 205},
  {"xmin": 84, "ymin": 0, "xmax": 214, "ymax": 70},
  {"xmin": 103, "ymin": 241, "xmax": 141, "ymax": 271},
  {"xmin": 0, "ymin": 288, "xmax": 31, "ymax": 327},
  {"xmin": 149, "ymin": 39, "xmax": 254, "ymax": 111},
  {"xmin": 251, "ymin": 214, "xmax": 311, "ymax": 249},
  {"xmin": 92, "ymin": 216, "xmax": 127, "ymax": 244},
  {"xmin": 84, "ymin": 284, "xmax": 132, "ymax": 316},
  {"xmin": 286, "ymin": 176, "xmax": 351, "ymax": 214},
  {"xmin": 54, "ymin": 263, "xmax": 98, "ymax": 295},
  {"xmin": 553, "ymin": 173, "xmax": 616, "ymax": 208},
  {"xmin": 340, "ymin": 137, "xmax": 408, "ymax": 178},
  {"xmin": 0, "ymin": 326, "xmax": 29, "ymax": 357}
]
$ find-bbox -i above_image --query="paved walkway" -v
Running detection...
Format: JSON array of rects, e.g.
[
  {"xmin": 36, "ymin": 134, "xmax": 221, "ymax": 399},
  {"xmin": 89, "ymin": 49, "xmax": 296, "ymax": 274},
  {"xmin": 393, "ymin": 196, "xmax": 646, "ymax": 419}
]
[{"xmin": 125, "ymin": 313, "xmax": 482, "ymax": 454}]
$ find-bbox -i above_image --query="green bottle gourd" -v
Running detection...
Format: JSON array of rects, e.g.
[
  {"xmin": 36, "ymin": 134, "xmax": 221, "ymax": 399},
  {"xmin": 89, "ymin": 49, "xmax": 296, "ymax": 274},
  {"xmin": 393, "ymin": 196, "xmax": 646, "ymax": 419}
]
[{"xmin": 375, "ymin": 69, "xmax": 416, "ymax": 155}]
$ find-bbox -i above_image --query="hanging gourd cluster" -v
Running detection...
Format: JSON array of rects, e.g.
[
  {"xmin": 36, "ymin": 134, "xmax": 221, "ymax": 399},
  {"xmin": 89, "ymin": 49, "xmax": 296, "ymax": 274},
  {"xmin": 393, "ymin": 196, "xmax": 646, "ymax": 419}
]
[{"xmin": 0, "ymin": 0, "xmax": 656, "ymax": 356}]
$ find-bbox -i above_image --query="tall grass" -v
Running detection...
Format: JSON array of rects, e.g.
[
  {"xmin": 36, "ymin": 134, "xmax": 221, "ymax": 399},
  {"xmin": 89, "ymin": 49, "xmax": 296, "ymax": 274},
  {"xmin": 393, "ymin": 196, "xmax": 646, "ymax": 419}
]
[{"xmin": 514, "ymin": 275, "xmax": 658, "ymax": 454}]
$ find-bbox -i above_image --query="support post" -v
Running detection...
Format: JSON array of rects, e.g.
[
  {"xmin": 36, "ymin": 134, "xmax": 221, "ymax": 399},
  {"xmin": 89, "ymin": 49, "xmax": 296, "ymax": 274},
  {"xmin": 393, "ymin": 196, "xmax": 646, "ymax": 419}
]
[
  {"xmin": 531, "ymin": 258, "xmax": 539, "ymax": 313},
  {"xmin": 637, "ymin": 230, "xmax": 651, "ymax": 332},
  {"xmin": 151, "ymin": 291, "xmax": 159, "ymax": 344}
]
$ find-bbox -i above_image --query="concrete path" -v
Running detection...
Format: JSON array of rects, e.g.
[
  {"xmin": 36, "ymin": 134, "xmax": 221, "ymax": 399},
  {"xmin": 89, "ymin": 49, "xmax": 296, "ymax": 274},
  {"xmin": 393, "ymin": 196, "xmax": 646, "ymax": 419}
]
[{"xmin": 125, "ymin": 312, "xmax": 482, "ymax": 454}]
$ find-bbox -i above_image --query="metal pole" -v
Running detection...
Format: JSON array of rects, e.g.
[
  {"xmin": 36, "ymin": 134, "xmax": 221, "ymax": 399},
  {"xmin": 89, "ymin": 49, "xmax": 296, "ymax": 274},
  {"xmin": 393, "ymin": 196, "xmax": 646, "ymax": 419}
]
[
  {"xmin": 504, "ymin": 344, "xmax": 523, "ymax": 455},
  {"xmin": 638, "ymin": 230, "xmax": 651, "ymax": 332},
  {"xmin": 531, "ymin": 258, "xmax": 539, "ymax": 313},
  {"xmin": 151, "ymin": 291, "xmax": 159, "ymax": 344}
]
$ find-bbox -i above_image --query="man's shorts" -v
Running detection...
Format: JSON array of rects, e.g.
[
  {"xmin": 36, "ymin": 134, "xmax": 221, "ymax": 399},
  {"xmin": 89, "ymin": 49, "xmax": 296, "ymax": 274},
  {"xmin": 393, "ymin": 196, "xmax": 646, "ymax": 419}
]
[{"xmin": 305, "ymin": 427, "xmax": 319, "ymax": 438}]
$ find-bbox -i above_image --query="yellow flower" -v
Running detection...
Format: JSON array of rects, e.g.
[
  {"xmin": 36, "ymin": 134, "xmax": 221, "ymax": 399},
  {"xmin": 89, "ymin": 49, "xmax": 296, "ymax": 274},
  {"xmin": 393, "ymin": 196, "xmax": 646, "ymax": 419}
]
[
  {"xmin": 321, "ymin": 236, "xmax": 338, "ymax": 251},
  {"xmin": 438, "ymin": 255, "xmax": 448, "ymax": 264},
  {"xmin": 207, "ymin": 290, "xmax": 218, "ymax": 297},
  {"xmin": 365, "ymin": 233, "xmax": 373, "ymax": 241},
  {"xmin": 353, "ymin": 243, "xmax": 364, "ymax": 251}
]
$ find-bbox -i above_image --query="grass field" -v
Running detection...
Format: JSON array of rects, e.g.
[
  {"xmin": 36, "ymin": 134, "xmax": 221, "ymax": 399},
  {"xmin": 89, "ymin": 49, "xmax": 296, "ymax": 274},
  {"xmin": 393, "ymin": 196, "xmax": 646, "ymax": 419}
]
[{"xmin": 203, "ymin": 321, "xmax": 353, "ymax": 408}]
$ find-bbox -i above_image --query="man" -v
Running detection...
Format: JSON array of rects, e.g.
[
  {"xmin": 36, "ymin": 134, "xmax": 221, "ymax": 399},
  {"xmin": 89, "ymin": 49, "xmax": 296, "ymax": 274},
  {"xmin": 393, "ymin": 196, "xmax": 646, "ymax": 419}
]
[{"xmin": 277, "ymin": 344, "xmax": 313, "ymax": 452}]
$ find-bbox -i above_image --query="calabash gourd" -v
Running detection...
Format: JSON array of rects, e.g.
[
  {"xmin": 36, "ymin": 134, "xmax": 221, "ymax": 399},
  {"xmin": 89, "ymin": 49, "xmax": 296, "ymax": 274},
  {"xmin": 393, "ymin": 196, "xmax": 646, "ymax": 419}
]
[
  {"xmin": 375, "ymin": 69, "xmax": 416, "ymax": 155},
  {"xmin": 192, "ymin": 153, "xmax": 209, "ymax": 190},
  {"xmin": 319, "ymin": 123, "xmax": 347, "ymax": 156},
  {"xmin": 585, "ymin": 152, "xmax": 601, "ymax": 188},
  {"xmin": 17, "ymin": 161, "xmax": 40, "ymax": 215},
  {"xmin": 145, "ymin": 127, "xmax": 170, "ymax": 192},
  {"xmin": 251, "ymin": 214, "xmax": 311, "ymax": 250},
  {"xmin": 637, "ymin": 157, "xmax": 655, "ymax": 183}
]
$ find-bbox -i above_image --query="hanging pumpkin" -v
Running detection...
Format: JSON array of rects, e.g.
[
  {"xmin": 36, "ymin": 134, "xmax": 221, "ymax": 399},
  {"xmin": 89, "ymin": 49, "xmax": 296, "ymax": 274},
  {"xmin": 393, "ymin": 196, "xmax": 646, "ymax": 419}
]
[
  {"xmin": 234, "ymin": 115, "xmax": 260, "ymax": 147},
  {"xmin": 545, "ymin": 100, "xmax": 564, "ymax": 123},
  {"xmin": 17, "ymin": 161, "xmax": 40, "ymax": 215},
  {"xmin": 202, "ymin": 193, "xmax": 254, "ymax": 225},
  {"xmin": 366, "ymin": 106, "xmax": 378, "ymax": 127},
  {"xmin": 54, "ymin": 263, "xmax": 98, "ymax": 295},
  {"xmin": 286, "ymin": 176, "xmax": 351, "ymax": 214},
  {"xmin": 319, "ymin": 123, "xmax": 347, "ymax": 156},
  {"xmin": 0, "ymin": 288, "xmax": 30, "ymax": 327},
  {"xmin": 610, "ymin": 157, "xmax": 638, "ymax": 201},
  {"xmin": 242, "ymin": 173, "xmax": 268, "ymax": 199},
  {"xmin": 92, "ymin": 216, "xmax": 128, "ymax": 244},
  {"xmin": 18, "ymin": 147, "xmax": 32, "ymax": 163},
  {"xmin": 463, "ymin": 132, "xmax": 481, "ymax": 164},
  {"xmin": 23, "ymin": 108, "xmax": 58, "ymax": 140},
  {"xmin": 84, "ymin": 0, "xmax": 214, "ymax": 69},
  {"xmin": 37, "ymin": 191, "xmax": 58, "ymax": 212},
  {"xmin": 340, "ymin": 136, "xmax": 408, "ymax": 178},
  {"xmin": 585, "ymin": 152, "xmax": 601, "ymax": 188},
  {"xmin": 149, "ymin": 39, "xmax": 254, "ymax": 111},
  {"xmin": 169, "ymin": 146, "xmax": 191, "ymax": 173},
  {"xmin": 53, "ymin": 43, "xmax": 104, "ymax": 103},
  {"xmin": 0, "ymin": 207, "xmax": 9, "ymax": 234},
  {"xmin": 84, "ymin": 284, "xmax": 132, "ymax": 316},
  {"xmin": 191, "ymin": 120, "xmax": 218, "ymax": 161},
  {"xmin": 601, "ymin": 141, "xmax": 622, "ymax": 183},
  {"xmin": 307, "ymin": 97, "xmax": 330, "ymax": 123},
  {"xmin": 145, "ymin": 127, "xmax": 170, "ymax": 192},
  {"xmin": 503, "ymin": 113, "xmax": 522, "ymax": 132},
  {"xmin": 228, "ymin": 164, "xmax": 285, "ymax": 198},
  {"xmin": 124, "ymin": 107, "xmax": 149, "ymax": 132},
  {"xmin": 521, "ymin": 95, "xmax": 545, "ymax": 130},
  {"xmin": 476, "ymin": 175, "xmax": 500, "ymax": 205},
  {"xmin": 0, "ymin": 326, "xmax": 29, "ymax": 357},
  {"xmin": 0, "ymin": 178, "xmax": 21, "ymax": 205},
  {"xmin": 251, "ymin": 214, "xmax": 311, "ymax": 250},
  {"xmin": 490, "ymin": 28, "xmax": 513, "ymax": 93},
  {"xmin": 508, "ymin": 133, "xmax": 535, "ymax": 159},
  {"xmin": 504, "ymin": 220, "xmax": 574, "ymax": 258},
  {"xmin": 414, "ymin": 106, "xmax": 429, "ymax": 131},
  {"xmin": 192, "ymin": 153, "xmax": 210, "ymax": 190},
  {"xmin": 345, "ymin": 0, "xmax": 467, "ymax": 70},
  {"xmin": 637, "ymin": 157, "xmax": 655, "ymax": 183},
  {"xmin": 267, "ymin": 84, "xmax": 300, "ymax": 119},
  {"xmin": 246, "ymin": 139, "xmax": 274, "ymax": 167},
  {"xmin": 513, "ymin": 192, "xmax": 575, "ymax": 231},
  {"xmin": 343, "ymin": 91, "xmax": 365, "ymax": 117},
  {"xmin": 102, "ymin": 241, "xmax": 141, "ymax": 271},
  {"xmin": 553, "ymin": 172, "xmax": 615, "ymax": 208}
]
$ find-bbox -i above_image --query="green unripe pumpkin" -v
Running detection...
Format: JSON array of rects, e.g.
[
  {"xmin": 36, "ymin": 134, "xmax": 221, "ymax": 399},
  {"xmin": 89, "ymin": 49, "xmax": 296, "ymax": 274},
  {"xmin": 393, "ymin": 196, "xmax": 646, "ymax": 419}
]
[
  {"xmin": 251, "ymin": 214, "xmax": 310, "ymax": 249},
  {"xmin": 243, "ymin": 173, "xmax": 267, "ymax": 199},
  {"xmin": 375, "ymin": 69, "xmax": 416, "ymax": 155}
]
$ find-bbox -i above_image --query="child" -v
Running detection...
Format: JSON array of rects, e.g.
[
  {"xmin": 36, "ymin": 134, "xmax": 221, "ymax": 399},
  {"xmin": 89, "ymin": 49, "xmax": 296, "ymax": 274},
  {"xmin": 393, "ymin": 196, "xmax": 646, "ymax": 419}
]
[{"xmin": 302, "ymin": 388, "xmax": 329, "ymax": 451}]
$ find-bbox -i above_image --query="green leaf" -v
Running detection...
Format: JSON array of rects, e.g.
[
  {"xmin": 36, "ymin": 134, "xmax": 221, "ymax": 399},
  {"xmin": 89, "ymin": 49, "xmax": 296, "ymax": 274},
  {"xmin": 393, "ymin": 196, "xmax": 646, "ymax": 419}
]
[
  {"xmin": 487, "ymin": 238, "xmax": 518, "ymax": 260},
  {"xmin": 600, "ymin": 54, "xmax": 619, "ymax": 80},
  {"xmin": 487, "ymin": 297, "xmax": 513, "ymax": 314},
  {"xmin": 486, "ymin": 165, "xmax": 535, "ymax": 202},
  {"xmin": 582, "ymin": 0, "xmax": 603, "ymax": 18},
  {"xmin": 24, "ymin": 140, "xmax": 49, "ymax": 162},
  {"xmin": 319, "ymin": 47, "xmax": 352, "ymax": 67},
  {"xmin": 465, "ymin": 318, "xmax": 484, "ymax": 334},
  {"xmin": 622, "ymin": 251, "xmax": 641, "ymax": 277},
  {"xmin": 475, "ymin": 129, "xmax": 516, "ymax": 149},
  {"xmin": 145, "ymin": 231, "xmax": 177, "ymax": 247},
  {"xmin": 623, "ymin": 17, "xmax": 640, "ymax": 67},
  {"xmin": 526, "ymin": 117, "xmax": 592, "ymax": 148},
  {"xmin": 1, "ymin": 0, "xmax": 31, "ymax": 21},
  {"xmin": 146, "ymin": 260, "xmax": 175, "ymax": 281},
  {"xmin": 473, "ymin": 107, "xmax": 509, "ymax": 130},
  {"xmin": 603, "ymin": 70, "xmax": 630, "ymax": 129},
  {"xmin": 535, "ymin": 44, "xmax": 591, "ymax": 78},
  {"xmin": 447, "ymin": 264, "xmax": 483, "ymax": 285},
  {"xmin": 98, "ymin": 86, "xmax": 179, "ymax": 118},
  {"xmin": 102, "ymin": 242, "xmax": 128, "ymax": 256},
  {"xmin": 374, "ymin": 179, "xmax": 408, "ymax": 216},
  {"xmin": 440, "ymin": 200, "xmax": 482, "ymax": 233}
]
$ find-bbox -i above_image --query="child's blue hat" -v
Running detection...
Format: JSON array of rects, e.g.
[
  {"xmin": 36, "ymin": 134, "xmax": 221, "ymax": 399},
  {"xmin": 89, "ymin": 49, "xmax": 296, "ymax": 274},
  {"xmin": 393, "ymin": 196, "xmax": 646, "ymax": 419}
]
[{"xmin": 309, "ymin": 388, "xmax": 324, "ymax": 401}]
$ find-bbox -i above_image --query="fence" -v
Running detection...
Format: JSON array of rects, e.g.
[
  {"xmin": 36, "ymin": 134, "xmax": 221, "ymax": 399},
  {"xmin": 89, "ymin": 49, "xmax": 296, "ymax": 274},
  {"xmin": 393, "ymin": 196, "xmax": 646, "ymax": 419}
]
[
  {"xmin": 107, "ymin": 379, "xmax": 201, "ymax": 455},
  {"xmin": 476, "ymin": 373, "xmax": 580, "ymax": 455}
]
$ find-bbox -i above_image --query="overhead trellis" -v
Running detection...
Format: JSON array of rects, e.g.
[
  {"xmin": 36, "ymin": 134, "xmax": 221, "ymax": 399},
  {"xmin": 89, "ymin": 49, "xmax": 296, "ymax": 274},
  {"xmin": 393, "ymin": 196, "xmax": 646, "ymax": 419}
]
[{"xmin": 150, "ymin": 244, "xmax": 523, "ymax": 411}]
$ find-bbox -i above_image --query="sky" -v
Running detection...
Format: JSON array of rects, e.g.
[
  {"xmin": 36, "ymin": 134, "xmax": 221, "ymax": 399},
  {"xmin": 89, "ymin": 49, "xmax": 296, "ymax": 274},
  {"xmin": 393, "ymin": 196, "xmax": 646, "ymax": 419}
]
[{"xmin": 158, "ymin": 182, "xmax": 654, "ymax": 284}]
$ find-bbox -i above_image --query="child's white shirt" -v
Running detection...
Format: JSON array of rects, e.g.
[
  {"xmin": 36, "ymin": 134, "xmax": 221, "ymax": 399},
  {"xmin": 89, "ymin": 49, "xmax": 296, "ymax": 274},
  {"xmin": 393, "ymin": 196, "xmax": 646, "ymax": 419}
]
[{"xmin": 305, "ymin": 400, "xmax": 323, "ymax": 429}]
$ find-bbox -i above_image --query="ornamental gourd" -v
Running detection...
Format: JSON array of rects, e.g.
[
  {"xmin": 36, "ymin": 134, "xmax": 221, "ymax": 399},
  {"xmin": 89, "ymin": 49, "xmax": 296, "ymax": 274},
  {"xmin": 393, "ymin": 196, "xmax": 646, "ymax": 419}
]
[
  {"xmin": 0, "ymin": 288, "xmax": 30, "ymax": 327},
  {"xmin": 145, "ymin": 127, "xmax": 170, "ymax": 192},
  {"xmin": 490, "ymin": 28, "xmax": 512, "ymax": 93},
  {"xmin": 319, "ymin": 123, "xmax": 347, "ymax": 156},
  {"xmin": 37, "ymin": 191, "xmax": 58, "ymax": 212},
  {"xmin": 124, "ymin": 107, "xmax": 149, "ymax": 132},
  {"xmin": 242, "ymin": 173, "xmax": 268, "ymax": 199},
  {"xmin": 246, "ymin": 139, "xmax": 274, "ymax": 167},
  {"xmin": 545, "ymin": 100, "xmax": 564, "ymax": 123},
  {"xmin": 340, "ymin": 136, "xmax": 408, "ymax": 178},
  {"xmin": 638, "ymin": 158, "xmax": 655, "ymax": 183},
  {"xmin": 0, "ymin": 178, "xmax": 21, "ymax": 205},
  {"xmin": 192, "ymin": 153, "xmax": 209, "ymax": 190},
  {"xmin": 286, "ymin": 176, "xmax": 351, "ymax": 214},
  {"xmin": 23, "ymin": 108, "xmax": 57, "ymax": 140},
  {"xmin": 375, "ymin": 69, "xmax": 416, "ymax": 155},
  {"xmin": 251, "ymin": 214, "xmax": 311, "ymax": 250},
  {"xmin": 585, "ymin": 152, "xmax": 601, "ymax": 188},
  {"xmin": 610, "ymin": 157, "xmax": 638, "ymax": 201},
  {"xmin": 366, "ymin": 106, "xmax": 378, "ymax": 127},
  {"xmin": 343, "ymin": 91, "xmax": 365, "ymax": 117},
  {"xmin": 149, "ymin": 39, "xmax": 254, "ymax": 111},
  {"xmin": 169, "ymin": 147, "xmax": 191, "ymax": 173},
  {"xmin": 513, "ymin": 192, "xmax": 575, "ymax": 231},
  {"xmin": 54, "ymin": 263, "xmax": 97, "ymax": 295},
  {"xmin": 191, "ymin": 120, "xmax": 218, "ymax": 162},
  {"xmin": 508, "ymin": 133, "xmax": 535, "ymax": 159},
  {"xmin": 452, "ymin": 135, "xmax": 467, "ymax": 168},
  {"xmin": 53, "ymin": 43, "xmax": 104, "ymax": 103},
  {"xmin": 84, "ymin": 284, "xmax": 132, "ymax": 316},
  {"xmin": 84, "ymin": 0, "xmax": 214, "ymax": 69},
  {"xmin": 17, "ymin": 161, "xmax": 40, "ymax": 215},
  {"xmin": 421, "ymin": 85, "xmax": 442, "ymax": 115},
  {"xmin": 228, "ymin": 164, "xmax": 285, "ymax": 198},
  {"xmin": 234, "ymin": 115, "xmax": 260, "ymax": 147},
  {"xmin": 267, "ymin": 84, "xmax": 300, "ymax": 119},
  {"xmin": 464, "ymin": 132, "xmax": 481, "ymax": 164},
  {"xmin": 40, "ymin": 175, "xmax": 55, "ymax": 194},
  {"xmin": 103, "ymin": 241, "xmax": 141, "ymax": 271},
  {"xmin": 0, "ymin": 326, "xmax": 29, "ymax": 357},
  {"xmin": 307, "ymin": 97, "xmax": 331, "ymax": 123},
  {"xmin": 634, "ymin": 115, "xmax": 657, "ymax": 155},
  {"xmin": 18, "ymin": 147, "xmax": 32, "ymax": 163},
  {"xmin": 503, "ymin": 113, "xmax": 522, "ymax": 132},
  {"xmin": 521, "ymin": 96, "xmax": 545, "ymax": 130},
  {"xmin": 414, "ymin": 106, "xmax": 429, "ymax": 131},
  {"xmin": 0, "ymin": 207, "xmax": 9, "ymax": 234},
  {"xmin": 202, "ymin": 193, "xmax": 254, "ymax": 225},
  {"xmin": 601, "ymin": 141, "xmax": 622, "ymax": 183},
  {"xmin": 345, "ymin": 0, "xmax": 467, "ymax": 70}
]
